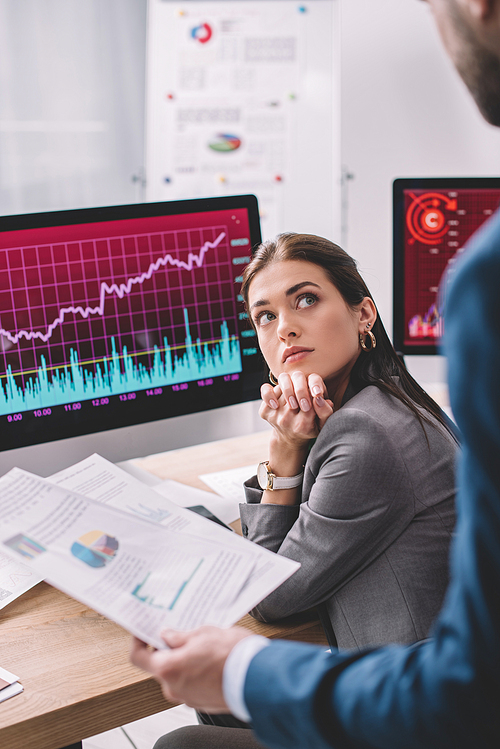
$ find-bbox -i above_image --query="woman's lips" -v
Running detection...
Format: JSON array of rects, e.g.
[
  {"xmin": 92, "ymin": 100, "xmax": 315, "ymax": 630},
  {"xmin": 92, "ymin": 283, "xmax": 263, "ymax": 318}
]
[{"xmin": 282, "ymin": 347, "xmax": 314, "ymax": 364}]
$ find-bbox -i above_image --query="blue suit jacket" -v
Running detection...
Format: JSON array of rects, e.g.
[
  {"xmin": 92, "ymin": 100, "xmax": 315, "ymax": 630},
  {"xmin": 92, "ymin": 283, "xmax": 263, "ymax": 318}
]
[{"xmin": 244, "ymin": 211, "xmax": 500, "ymax": 748}]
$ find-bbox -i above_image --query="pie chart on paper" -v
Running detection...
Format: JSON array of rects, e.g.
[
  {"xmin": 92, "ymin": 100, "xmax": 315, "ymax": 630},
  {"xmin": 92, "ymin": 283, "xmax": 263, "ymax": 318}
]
[
  {"xmin": 71, "ymin": 530, "xmax": 119, "ymax": 568},
  {"xmin": 208, "ymin": 133, "xmax": 242, "ymax": 152}
]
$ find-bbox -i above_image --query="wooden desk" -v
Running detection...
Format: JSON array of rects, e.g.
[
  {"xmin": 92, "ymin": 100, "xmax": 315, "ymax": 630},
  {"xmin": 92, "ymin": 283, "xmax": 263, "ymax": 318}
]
[{"xmin": 0, "ymin": 431, "xmax": 327, "ymax": 749}]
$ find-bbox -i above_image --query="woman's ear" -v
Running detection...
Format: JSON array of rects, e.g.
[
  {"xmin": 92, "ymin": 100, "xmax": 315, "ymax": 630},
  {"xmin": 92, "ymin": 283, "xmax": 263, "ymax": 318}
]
[{"xmin": 358, "ymin": 297, "xmax": 377, "ymax": 332}]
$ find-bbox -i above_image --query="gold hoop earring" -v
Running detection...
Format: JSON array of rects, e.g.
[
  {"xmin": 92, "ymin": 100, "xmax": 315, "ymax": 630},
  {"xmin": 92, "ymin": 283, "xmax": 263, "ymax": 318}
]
[
  {"xmin": 359, "ymin": 330, "xmax": 376, "ymax": 351},
  {"xmin": 269, "ymin": 371, "xmax": 279, "ymax": 386}
]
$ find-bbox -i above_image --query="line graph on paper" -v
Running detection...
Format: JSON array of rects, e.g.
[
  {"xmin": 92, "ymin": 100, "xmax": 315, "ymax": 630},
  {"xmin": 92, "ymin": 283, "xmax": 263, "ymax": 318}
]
[{"xmin": 0, "ymin": 224, "xmax": 242, "ymax": 414}]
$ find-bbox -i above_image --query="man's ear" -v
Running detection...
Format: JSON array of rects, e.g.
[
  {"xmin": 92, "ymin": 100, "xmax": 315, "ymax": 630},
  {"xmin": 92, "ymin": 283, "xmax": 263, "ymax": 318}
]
[{"xmin": 459, "ymin": 0, "xmax": 495, "ymax": 21}]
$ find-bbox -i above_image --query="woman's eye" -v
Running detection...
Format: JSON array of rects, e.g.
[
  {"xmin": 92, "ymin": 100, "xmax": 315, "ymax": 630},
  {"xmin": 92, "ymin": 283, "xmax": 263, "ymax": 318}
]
[
  {"xmin": 297, "ymin": 294, "xmax": 318, "ymax": 309},
  {"xmin": 255, "ymin": 311, "xmax": 276, "ymax": 327}
]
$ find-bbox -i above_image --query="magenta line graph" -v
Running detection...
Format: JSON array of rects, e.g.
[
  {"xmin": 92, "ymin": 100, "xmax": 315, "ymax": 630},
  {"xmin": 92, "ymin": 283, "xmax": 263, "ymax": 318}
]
[{"xmin": 0, "ymin": 231, "xmax": 226, "ymax": 346}]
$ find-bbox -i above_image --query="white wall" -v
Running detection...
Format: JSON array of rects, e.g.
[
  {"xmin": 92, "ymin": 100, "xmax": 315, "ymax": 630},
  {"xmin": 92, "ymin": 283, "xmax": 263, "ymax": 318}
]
[
  {"xmin": 0, "ymin": 0, "xmax": 146, "ymax": 215},
  {"xmin": 340, "ymin": 0, "xmax": 500, "ymax": 389}
]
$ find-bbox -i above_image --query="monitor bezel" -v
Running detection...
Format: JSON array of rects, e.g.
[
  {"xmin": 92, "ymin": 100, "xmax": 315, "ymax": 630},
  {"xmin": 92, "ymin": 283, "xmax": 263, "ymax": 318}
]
[
  {"xmin": 0, "ymin": 194, "xmax": 262, "ymax": 239},
  {"xmin": 393, "ymin": 177, "xmax": 500, "ymax": 355}
]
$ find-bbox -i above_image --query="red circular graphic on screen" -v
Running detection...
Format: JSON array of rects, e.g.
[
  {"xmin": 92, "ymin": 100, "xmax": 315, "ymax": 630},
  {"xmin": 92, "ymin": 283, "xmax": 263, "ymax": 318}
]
[
  {"xmin": 191, "ymin": 23, "xmax": 212, "ymax": 44},
  {"xmin": 406, "ymin": 192, "xmax": 457, "ymax": 245},
  {"xmin": 421, "ymin": 208, "xmax": 445, "ymax": 232}
]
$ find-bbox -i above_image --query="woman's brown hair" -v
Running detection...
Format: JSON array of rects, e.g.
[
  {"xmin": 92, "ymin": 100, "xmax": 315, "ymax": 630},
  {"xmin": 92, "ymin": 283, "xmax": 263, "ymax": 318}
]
[{"xmin": 241, "ymin": 233, "xmax": 457, "ymax": 439}]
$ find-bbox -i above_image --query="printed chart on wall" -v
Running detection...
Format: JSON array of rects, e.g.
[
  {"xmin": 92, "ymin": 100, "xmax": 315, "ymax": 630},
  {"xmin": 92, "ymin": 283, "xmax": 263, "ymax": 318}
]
[
  {"xmin": 402, "ymin": 187, "xmax": 500, "ymax": 349},
  {"xmin": 146, "ymin": 0, "xmax": 340, "ymax": 240}
]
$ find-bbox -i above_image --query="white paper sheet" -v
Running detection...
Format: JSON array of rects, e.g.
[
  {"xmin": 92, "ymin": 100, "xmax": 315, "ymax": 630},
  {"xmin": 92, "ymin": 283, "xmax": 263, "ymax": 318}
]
[
  {"xmin": 146, "ymin": 1, "xmax": 340, "ymax": 242},
  {"xmin": 153, "ymin": 477, "xmax": 241, "ymax": 525},
  {"xmin": 49, "ymin": 455, "xmax": 299, "ymax": 627},
  {"xmin": 199, "ymin": 464, "xmax": 257, "ymax": 507},
  {"xmin": 0, "ymin": 468, "xmax": 261, "ymax": 649},
  {"xmin": 0, "ymin": 458, "xmax": 299, "ymax": 648},
  {"xmin": 0, "ymin": 681, "xmax": 23, "ymax": 703},
  {"xmin": 0, "ymin": 665, "xmax": 23, "ymax": 704},
  {"xmin": 0, "ymin": 550, "xmax": 42, "ymax": 611}
]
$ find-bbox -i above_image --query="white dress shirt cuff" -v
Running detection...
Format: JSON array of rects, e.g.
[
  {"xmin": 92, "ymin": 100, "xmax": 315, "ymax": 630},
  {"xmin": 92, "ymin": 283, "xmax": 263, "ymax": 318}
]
[{"xmin": 223, "ymin": 635, "xmax": 270, "ymax": 723}]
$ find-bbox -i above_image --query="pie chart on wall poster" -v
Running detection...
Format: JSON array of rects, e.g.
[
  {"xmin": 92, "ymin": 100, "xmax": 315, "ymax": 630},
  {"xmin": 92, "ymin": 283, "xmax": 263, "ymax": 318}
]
[
  {"xmin": 208, "ymin": 134, "xmax": 242, "ymax": 152},
  {"xmin": 71, "ymin": 530, "xmax": 119, "ymax": 568}
]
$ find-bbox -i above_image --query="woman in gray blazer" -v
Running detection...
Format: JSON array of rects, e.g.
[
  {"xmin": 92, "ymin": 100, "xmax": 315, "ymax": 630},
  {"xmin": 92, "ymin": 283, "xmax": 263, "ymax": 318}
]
[
  {"xmin": 155, "ymin": 233, "xmax": 458, "ymax": 746},
  {"xmin": 239, "ymin": 232, "xmax": 458, "ymax": 651}
]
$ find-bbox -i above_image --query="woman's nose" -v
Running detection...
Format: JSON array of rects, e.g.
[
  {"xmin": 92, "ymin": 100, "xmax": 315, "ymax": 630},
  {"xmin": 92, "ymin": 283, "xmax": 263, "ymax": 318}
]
[{"xmin": 277, "ymin": 314, "xmax": 299, "ymax": 340}]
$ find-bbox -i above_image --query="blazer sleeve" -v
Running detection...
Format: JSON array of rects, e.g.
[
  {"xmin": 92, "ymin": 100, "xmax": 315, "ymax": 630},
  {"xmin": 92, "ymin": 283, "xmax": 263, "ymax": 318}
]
[{"xmin": 240, "ymin": 408, "xmax": 416, "ymax": 621}]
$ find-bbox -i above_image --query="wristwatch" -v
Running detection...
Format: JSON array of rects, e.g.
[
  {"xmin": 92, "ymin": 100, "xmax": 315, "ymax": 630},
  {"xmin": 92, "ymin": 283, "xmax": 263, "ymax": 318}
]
[{"xmin": 257, "ymin": 461, "xmax": 304, "ymax": 491}]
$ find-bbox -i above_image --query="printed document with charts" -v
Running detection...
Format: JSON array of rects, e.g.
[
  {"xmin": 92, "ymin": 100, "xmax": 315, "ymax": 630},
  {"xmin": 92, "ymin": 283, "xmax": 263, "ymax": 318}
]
[{"xmin": 0, "ymin": 457, "xmax": 299, "ymax": 650}]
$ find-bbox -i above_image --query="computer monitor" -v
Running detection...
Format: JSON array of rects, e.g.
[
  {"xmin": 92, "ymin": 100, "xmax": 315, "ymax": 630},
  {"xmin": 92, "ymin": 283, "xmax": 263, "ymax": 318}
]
[
  {"xmin": 393, "ymin": 177, "xmax": 500, "ymax": 355},
  {"xmin": 0, "ymin": 195, "xmax": 262, "ymax": 476}
]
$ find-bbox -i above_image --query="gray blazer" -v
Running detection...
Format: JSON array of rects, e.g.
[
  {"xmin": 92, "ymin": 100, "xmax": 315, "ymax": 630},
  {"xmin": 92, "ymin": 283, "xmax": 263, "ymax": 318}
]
[{"xmin": 240, "ymin": 384, "xmax": 458, "ymax": 650}]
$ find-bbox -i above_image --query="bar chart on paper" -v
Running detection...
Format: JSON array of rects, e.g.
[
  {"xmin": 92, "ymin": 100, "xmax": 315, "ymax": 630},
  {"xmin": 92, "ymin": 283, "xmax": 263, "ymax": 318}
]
[
  {"xmin": 132, "ymin": 559, "xmax": 204, "ymax": 611},
  {"xmin": 0, "ymin": 222, "xmax": 243, "ymax": 415}
]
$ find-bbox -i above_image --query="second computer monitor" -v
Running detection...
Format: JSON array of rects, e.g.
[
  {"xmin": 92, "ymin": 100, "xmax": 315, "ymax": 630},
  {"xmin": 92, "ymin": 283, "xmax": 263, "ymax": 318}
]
[{"xmin": 393, "ymin": 177, "xmax": 500, "ymax": 355}]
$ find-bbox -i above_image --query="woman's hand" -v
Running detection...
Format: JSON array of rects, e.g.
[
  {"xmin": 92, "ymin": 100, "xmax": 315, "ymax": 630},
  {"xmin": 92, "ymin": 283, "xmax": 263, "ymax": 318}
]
[
  {"xmin": 260, "ymin": 371, "xmax": 334, "ymax": 447},
  {"xmin": 258, "ymin": 372, "xmax": 333, "ymax": 505}
]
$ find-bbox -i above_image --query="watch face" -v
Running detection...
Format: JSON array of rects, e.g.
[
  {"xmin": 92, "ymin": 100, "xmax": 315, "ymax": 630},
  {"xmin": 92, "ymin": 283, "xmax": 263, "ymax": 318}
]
[{"xmin": 257, "ymin": 462, "xmax": 270, "ymax": 490}]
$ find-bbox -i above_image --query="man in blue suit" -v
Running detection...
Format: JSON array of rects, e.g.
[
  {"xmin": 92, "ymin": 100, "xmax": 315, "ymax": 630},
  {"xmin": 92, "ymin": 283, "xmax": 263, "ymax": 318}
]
[{"xmin": 131, "ymin": 1, "xmax": 500, "ymax": 746}]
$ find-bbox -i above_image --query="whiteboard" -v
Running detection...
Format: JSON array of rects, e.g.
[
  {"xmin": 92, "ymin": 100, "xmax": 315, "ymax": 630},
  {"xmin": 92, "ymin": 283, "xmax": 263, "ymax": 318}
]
[{"xmin": 145, "ymin": 0, "xmax": 340, "ymax": 242}]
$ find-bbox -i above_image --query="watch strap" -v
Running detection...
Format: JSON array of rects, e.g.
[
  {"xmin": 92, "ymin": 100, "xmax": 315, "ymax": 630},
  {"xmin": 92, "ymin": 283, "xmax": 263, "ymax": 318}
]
[{"xmin": 257, "ymin": 461, "xmax": 304, "ymax": 491}]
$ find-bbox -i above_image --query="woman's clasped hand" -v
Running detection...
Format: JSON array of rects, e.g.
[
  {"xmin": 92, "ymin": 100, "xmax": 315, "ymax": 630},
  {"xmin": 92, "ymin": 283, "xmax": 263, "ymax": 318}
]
[{"xmin": 260, "ymin": 372, "xmax": 334, "ymax": 446}]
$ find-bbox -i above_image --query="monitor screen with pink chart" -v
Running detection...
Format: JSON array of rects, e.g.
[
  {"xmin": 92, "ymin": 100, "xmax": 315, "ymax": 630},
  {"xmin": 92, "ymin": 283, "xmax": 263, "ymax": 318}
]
[
  {"xmin": 0, "ymin": 195, "xmax": 262, "ymax": 475},
  {"xmin": 393, "ymin": 178, "xmax": 500, "ymax": 355}
]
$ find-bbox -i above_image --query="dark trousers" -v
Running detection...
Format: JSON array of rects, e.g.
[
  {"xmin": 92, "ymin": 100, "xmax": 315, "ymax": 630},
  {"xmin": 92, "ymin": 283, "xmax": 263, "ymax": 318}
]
[
  {"xmin": 153, "ymin": 725, "xmax": 265, "ymax": 749},
  {"xmin": 197, "ymin": 710, "xmax": 251, "ymax": 730}
]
